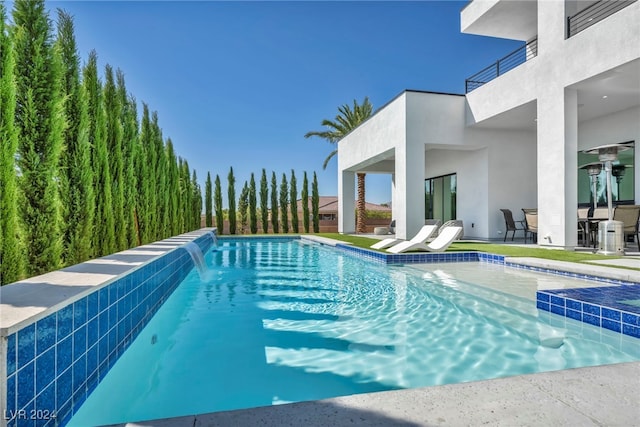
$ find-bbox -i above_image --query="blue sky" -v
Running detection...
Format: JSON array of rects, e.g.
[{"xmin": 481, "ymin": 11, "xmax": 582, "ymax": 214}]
[{"xmin": 43, "ymin": 0, "xmax": 521, "ymax": 205}]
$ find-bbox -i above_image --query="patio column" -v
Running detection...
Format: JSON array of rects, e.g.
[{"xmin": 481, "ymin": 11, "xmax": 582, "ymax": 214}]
[
  {"xmin": 537, "ymin": 87, "xmax": 578, "ymax": 248},
  {"xmin": 338, "ymin": 170, "xmax": 355, "ymax": 234},
  {"xmin": 394, "ymin": 139, "xmax": 425, "ymax": 240}
]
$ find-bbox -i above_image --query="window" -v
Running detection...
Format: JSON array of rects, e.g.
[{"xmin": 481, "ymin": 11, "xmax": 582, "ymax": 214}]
[
  {"xmin": 578, "ymin": 142, "xmax": 635, "ymax": 206},
  {"xmin": 425, "ymin": 174, "xmax": 457, "ymax": 222}
]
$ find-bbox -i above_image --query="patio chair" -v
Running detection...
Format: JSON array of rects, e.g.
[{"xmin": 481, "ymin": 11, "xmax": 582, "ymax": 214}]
[
  {"xmin": 385, "ymin": 224, "xmax": 439, "ymax": 253},
  {"xmin": 500, "ymin": 209, "xmax": 525, "ymax": 242},
  {"xmin": 613, "ymin": 205, "xmax": 640, "ymax": 247},
  {"xmin": 370, "ymin": 237, "xmax": 401, "ymax": 250},
  {"xmin": 522, "ymin": 209, "xmax": 538, "ymax": 243},
  {"xmin": 387, "ymin": 225, "xmax": 463, "ymax": 254}
]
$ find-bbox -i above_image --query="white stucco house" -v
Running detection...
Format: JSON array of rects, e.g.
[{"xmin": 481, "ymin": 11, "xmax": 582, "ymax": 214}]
[{"xmin": 338, "ymin": 0, "xmax": 640, "ymax": 248}]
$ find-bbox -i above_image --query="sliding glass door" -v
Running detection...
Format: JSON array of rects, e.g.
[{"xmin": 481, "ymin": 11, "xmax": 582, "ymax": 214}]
[{"xmin": 425, "ymin": 174, "xmax": 456, "ymax": 222}]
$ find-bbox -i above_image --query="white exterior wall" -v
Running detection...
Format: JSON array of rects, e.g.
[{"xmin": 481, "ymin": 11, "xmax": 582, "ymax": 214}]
[{"xmin": 338, "ymin": 90, "xmax": 537, "ymax": 241}]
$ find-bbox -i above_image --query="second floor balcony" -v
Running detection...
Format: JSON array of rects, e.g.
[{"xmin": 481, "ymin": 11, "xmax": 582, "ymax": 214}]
[{"xmin": 465, "ymin": 38, "xmax": 538, "ymax": 93}]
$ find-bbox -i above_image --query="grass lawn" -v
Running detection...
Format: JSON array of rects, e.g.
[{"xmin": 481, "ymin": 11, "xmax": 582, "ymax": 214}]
[{"xmin": 316, "ymin": 233, "xmax": 626, "ymax": 264}]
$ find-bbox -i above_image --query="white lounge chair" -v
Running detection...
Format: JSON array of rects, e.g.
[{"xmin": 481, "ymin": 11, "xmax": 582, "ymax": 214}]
[
  {"xmin": 387, "ymin": 225, "xmax": 463, "ymax": 254},
  {"xmin": 370, "ymin": 238, "xmax": 401, "ymax": 250},
  {"xmin": 385, "ymin": 224, "xmax": 439, "ymax": 253}
]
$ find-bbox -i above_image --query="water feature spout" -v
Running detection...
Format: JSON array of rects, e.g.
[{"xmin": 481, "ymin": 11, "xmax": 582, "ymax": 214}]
[{"xmin": 184, "ymin": 241, "xmax": 209, "ymax": 280}]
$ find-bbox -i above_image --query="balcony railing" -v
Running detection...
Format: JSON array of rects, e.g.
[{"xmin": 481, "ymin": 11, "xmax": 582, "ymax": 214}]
[
  {"xmin": 567, "ymin": 0, "xmax": 637, "ymax": 38},
  {"xmin": 465, "ymin": 39, "xmax": 538, "ymax": 93}
]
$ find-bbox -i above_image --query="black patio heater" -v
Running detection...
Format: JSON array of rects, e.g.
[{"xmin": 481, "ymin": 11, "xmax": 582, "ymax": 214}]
[{"xmin": 582, "ymin": 143, "xmax": 629, "ymax": 255}]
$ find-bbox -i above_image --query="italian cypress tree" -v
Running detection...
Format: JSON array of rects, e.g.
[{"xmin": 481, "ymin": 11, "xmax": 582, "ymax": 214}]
[
  {"xmin": 152, "ymin": 112, "xmax": 169, "ymax": 239},
  {"xmin": 181, "ymin": 160, "xmax": 192, "ymax": 231},
  {"xmin": 176, "ymin": 158, "xmax": 186, "ymax": 233},
  {"xmin": 259, "ymin": 169, "xmax": 269, "ymax": 233},
  {"xmin": 238, "ymin": 182, "xmax": 249, "ymax": 234},
  {"xmin": 270, "ymin": 172, "xmax": 279, "ymax": 233},
  {"xmin": 116, "ymin": 71, "xmax": 139, "ymax": 247},
  {"xmin": 290, "ymin": 170, "xmax": 299, "ymax": 233},
  {"xmin": 56, "ymin": 9, "xmax": 94, "ymax": 265},
  {"xmin": 84, "ymin": 50, "xmax": 115, "ymax": 256},
  {"xmin": 301, "ymin": 171, "xmax": 310, "ymax": 233},
  {"xmin": 214, "ymin": 174, "xmax": 223, "ymax": 234},
  {"xmin": 191, "ymin": 170, "xmax": 201, "ymax": 230},
  {"xmin": 279, "ymin": 173, "xmax": 289, "ymax": 233},
  {"xmin": 13, "ymin": 0, "xmax": 66, "ymax": 275},
  {"xmin": 137, "ymin": 104, "xmax": 153, "ymax": 242},
  {"xmin": 248, "ymin": 173, "xmax": 257, "ymax": 234},
  {"xmin": 165, "ymin": 139, "xmax": 179, "ymax": 236},
  {"xmin": 312, "ymin": 172, "xmax": 320, "ymax": 233},
  {"xmin": 104, "ymin": 64, "xmax": 127, "ymax": 250},
  {"xmin": 0, "ymin": 4, "xmax": 25, "ymax": 284},
  {"xmin": 205, "ymin": 172, "xmax": 213, "ymax": 227},
  {"xmin": 227, "ymin": 167, "xmax": 237, "ymax": 234}
]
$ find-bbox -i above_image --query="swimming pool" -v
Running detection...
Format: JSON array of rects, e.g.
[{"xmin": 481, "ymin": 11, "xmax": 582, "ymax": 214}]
[{"xmin": 68, "ymin": 239, "xmax": 640, "ymax": 426}]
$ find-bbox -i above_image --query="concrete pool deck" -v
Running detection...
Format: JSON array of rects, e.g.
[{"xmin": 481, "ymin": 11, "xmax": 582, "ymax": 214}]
[
  {"xmin": 105, "ymin": 237, "xmax": 640, "ymax": 427},
  {"xmin": 108, "ymin": 362, "xmax": 640, "ymax": 427}
]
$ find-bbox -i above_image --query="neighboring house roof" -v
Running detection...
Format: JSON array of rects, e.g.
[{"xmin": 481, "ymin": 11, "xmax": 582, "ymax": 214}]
[{"xmin": 296, "ymin": 196, "xmax": 391, "ymax": 213}]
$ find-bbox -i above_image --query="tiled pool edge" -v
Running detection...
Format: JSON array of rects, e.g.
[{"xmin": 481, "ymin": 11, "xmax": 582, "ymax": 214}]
[
  {"xmin": 334, "ymin": 244, "xmax": 640, "ymax": 340},
  {"xmin": 1, "ymin": 230, "xmax": 216, "ymax": 427}
]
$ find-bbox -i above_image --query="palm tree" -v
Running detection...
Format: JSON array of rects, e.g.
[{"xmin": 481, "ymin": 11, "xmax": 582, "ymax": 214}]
[{"xmin": 305, "ymin": 97, "xmax": 373, "ymax": 233}]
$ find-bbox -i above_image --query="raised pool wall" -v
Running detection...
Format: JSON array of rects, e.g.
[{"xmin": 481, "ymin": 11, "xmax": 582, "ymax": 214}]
[{"xmin": 0, "ymin": 229, "xmax": 216, "ymax": 427}]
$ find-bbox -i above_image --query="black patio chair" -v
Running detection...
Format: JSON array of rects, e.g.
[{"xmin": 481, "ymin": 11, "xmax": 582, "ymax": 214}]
[{"xmin": 499, "ymin": 209, "xmax": 525, "ymax": 242}]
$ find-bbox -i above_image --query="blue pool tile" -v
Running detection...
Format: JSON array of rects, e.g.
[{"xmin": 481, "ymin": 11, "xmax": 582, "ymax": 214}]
[
  {"xmin": 7, "ymin": 374, "xmax": 16, "ymax": 414},
  {"xmin": 56, "ymin": 367, "xmax": 72, "ymax": 408},
  {"xmin": 536, "ymin": 301, "xmax": 550, "ymax": 311},
  {"xmin": 537, "ymin": 292, "xmax": 550, "ymax": 303},
  {"xmin": 109, "ymin": 304, "xmax": 117, "ymax": 329},
  {"xmin": 73, "ymin": 299, "xmax": 86, "ymax": 331},
  {"xmin": 601, "ymin": 308, "xmax": 621, "ymax": 321},
  {"xmin": 99, "ymin": 310, "xmax": 109, "ymax": 337},
  {"xmin": 73, "ymin": 354, "xmax": 86, "ymax": 390},
  {"xmin": 98, "ymin": 336, "xmax": 108, "ymax": 362},
  {"xmin": 35, "ymin": 383, "xmax": 55, "ymax": 414},
  {"xmin": 622, "ymin": 324, "xmax": 640, "ymax": 338},
  {"xmin": 17, "ymin": 400, "xmax": 35, "ymax": 427},
  {"xmin": 18, "ymin": 324, "xmax": 36, "ymax": 369},
  {"xmin": 7, "ymin": 333, "xmax": 17, "ymax": 376},
  {"xmin": 622, "ymin": 312, "xmax": 640, "ymax": 326},
  {"xmin": 57, "ymin": 400, "xmax": 72, "ymax": 427},
  {"xmin": 17, "ymin": 360, "xmax": 35, "ymax": 409},
  {"xmin": 86, "ymin": 344, "xmax": 98, "ymax": 378},
  {"xmin": 566, "ymin": 309, "xmax": 582, "ymax": 321},
  {"xmin": 602, "ymin": 318, "xmax": 621, "ymax": 333},
  {"xmin": 73, "ymin": 388, "xmax": 87, "ymax": 413},
  {"xmin": 99, "ymin": 287, "xmax": 109, "ymax": 311},
  {"xmin": 583, "ymin": 303, "xmax": 601, "ymax": 316},
  {"xmin": 550, "ymin": 296, "xmax": 565, "ymax": 306},
  {"xmin": 108, "ymin": 282, "xmax": 118, "ymax": 305},
  {"xmin": 57, "ymin": 305, "xmax": 73, "ymax": 340},
  {"xmin": 73, "ymin": 325, "xmax": 87, "ymax": 362},
  {"xmin": 550, "ymin": 304, "xmax": 565, "ymax": 316},
  {"xmin": 87, "ymin": 317, "xmax": 99, "ymax": 348},
  {"xmin": 583, "ymin": 313, "xmax": 601, "ymax": 327},
  {"xmin": 565, "ymin": 299, "xmax": 582, "ymax": 311},
  {"xmin": 87, "ymin": 291, "xmax": 99, "ymax": 320},
  {"xmin": 36, "ymin": 314, "xmax": 56, "ymax": 356},
  {"xmin": 56, "ymin": 335, "xmax": 72, "ymax": 375},
  {"xmin": 35, "ymin": 347, "xmax": 55, "ymax": 394}
]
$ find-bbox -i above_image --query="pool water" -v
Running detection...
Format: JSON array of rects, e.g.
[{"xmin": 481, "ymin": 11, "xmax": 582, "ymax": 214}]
[{"xmin": 69, "ymin": 240, "xmax": 640, "ymax": 426}]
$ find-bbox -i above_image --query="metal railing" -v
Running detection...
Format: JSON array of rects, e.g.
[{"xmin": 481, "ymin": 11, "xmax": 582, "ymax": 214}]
[
  {"xmin": 465, "ymin": 39, "xmax": 538, "ymax": 93},
  {"xmin": 567, "ymin": 0, "xmax": 637, "ymax": 38}
]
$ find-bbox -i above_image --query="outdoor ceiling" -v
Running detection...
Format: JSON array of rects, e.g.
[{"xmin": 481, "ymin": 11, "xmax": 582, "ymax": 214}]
[
  {"xmin": 461, "ymin": 0, "xmax": 537, "ymax": 42},
  {"xmin": 571, "ymin": 59, "xmax": 640, "ymax": 123}
]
